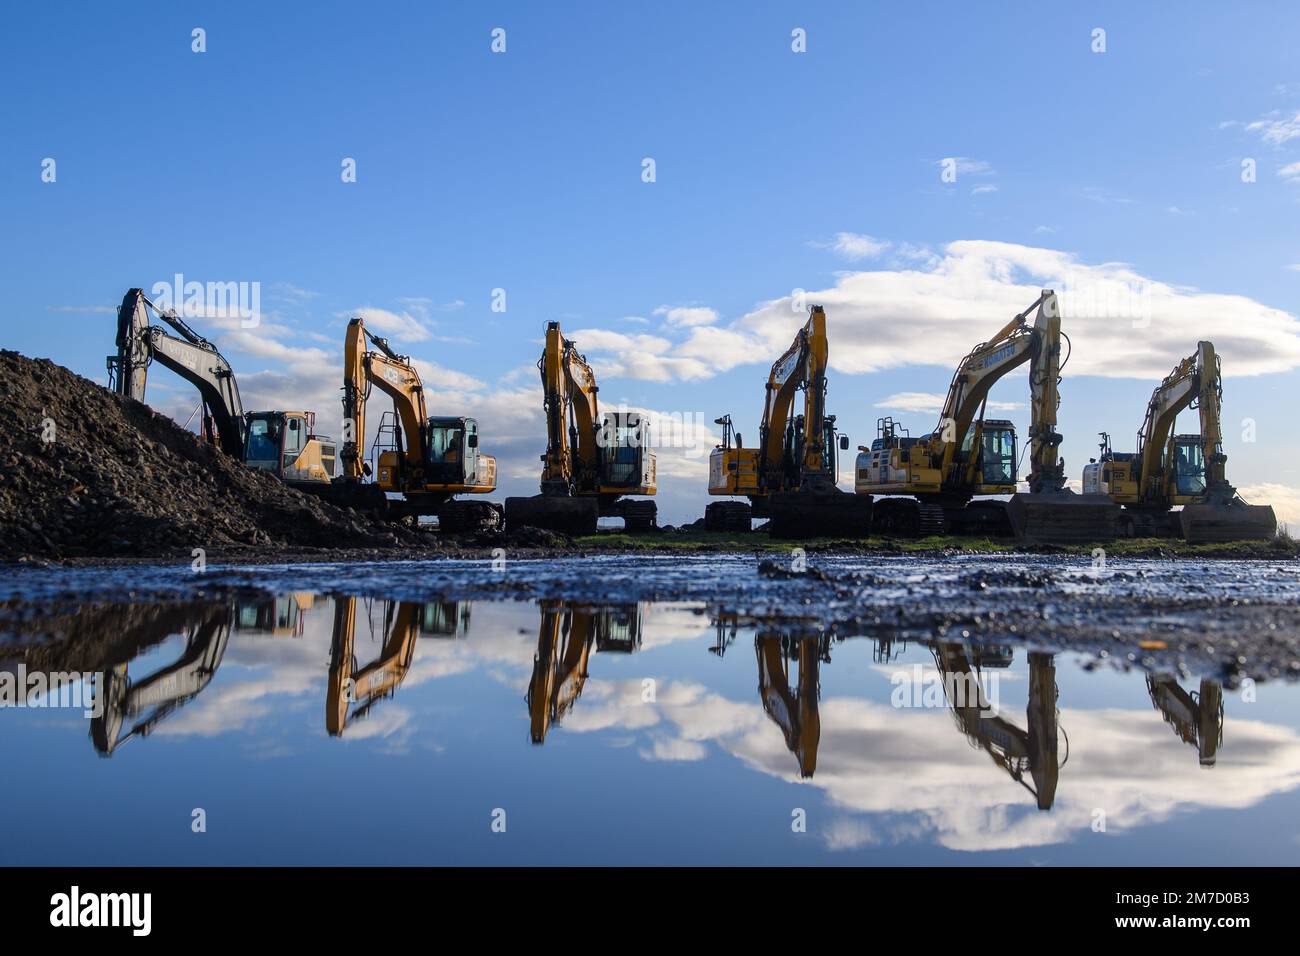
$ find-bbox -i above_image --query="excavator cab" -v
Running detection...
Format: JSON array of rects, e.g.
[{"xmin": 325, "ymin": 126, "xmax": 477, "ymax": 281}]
[
  {"xmin": 966, "ymin": 419, "xmax": 1017, "ymax": 488},
  {"xmin": 424, "ymin": 416, "xmax": 492, "ymax": 488},
  {"xmin": 1170, "ymin": 434, "xmax": 1206, "ymax": 498},
  {"xmin": 243, "ymin": 411, "xmax": 336, "ymax": 484},
  {"xmin": 598, "ymin": 411, "xmax": 655, "ymax": 493}
]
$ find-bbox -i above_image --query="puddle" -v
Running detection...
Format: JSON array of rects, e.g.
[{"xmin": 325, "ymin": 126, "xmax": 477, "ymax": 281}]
[{"xmin": 3, "ymin": 572, "xmax": 1300, "ymax": 865}]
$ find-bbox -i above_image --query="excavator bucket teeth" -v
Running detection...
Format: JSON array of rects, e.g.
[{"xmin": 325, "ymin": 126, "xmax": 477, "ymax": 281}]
[
  {"xmin": 767, "ymin": 492, "xmax": 872, "ymax": 540},
  {"xmin": 1006, "ymin": 492, "xmax": 1118, "ymax": 544},
  {"xmin": 504, "ymin": 495, "xmax": 599, "ymax": 535},
  {"xmin": 1179, "ymin": 502, "xmax": 1276, "ymax": 543}
]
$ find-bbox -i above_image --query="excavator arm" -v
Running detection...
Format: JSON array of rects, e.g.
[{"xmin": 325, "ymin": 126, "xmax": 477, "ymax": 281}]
[
  {"xmin": 930, "ymin": 290, "xmax": 1060, "ymax": 490},
  {"xmin": 340, "ymin": 318, "xmax": 428, "ymax": 481},
  {"xmin": 759, "ymin": 305, "xmax": 835, "ymax": 490},
  {"xmin": 108, "ymin": 288, "xmax": 246, "ymax": 455},
  {"xmin": 326, "ymin": 596, "xmax": 421, "ymax": 736},
  {"xmin": 539, "ymin": 321, "xmax": 601, "ymax": 496}
]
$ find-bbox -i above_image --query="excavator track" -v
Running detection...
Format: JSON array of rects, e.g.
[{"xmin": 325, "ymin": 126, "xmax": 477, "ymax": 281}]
[
  {"xmin": 437, "ymin": 500, "xmax": 503, "ymax": 534},
  {"xmin": 704, "ymin": 501, "xmax": 753, "ymax": 532},
  {"xmin": 613, "ymin": 498, "xmax": 658, "ymax": 533}
]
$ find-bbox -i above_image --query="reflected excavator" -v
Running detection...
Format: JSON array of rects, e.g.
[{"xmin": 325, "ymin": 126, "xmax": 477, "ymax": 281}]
[
  {"xmin": 108, "ymin": 288, "xmax": 337, "ymax": 488},
  {"xmin": 931, "ymin": 642, "xmax": 1064, "ymax": 810},
  {"xmin": 708, "ymin": 305, "xmax": 869, "ymax": 538},
  {"xmin": 755, "ymin": 630, "xmax": 828, "ymax": 778},
  {"xmin": 1147, "ymin": 674, "xmax": 1223, "ymax": 767},
  {"xmin": 855, "ymin": 290, "xmax": 1118, "ymax": 542},
  {"xmin": 1082, "ymin": 341, "xmax": 1276, "ymax": 542},
  {"xmin": 234, "ymin": 594, "xmax": 315, "ymax": 636},
  {"xmin": 91, "ymin": 604, "xmax": 233, "ymax": 756},
  {"xmin": 326, "ymin": 596, "xmax": 421, "ymax": 737},
  {"xmin": 527, "ymin": 601, "xmax": 643, "ymax": 743},
  {"xmin": 506, "ymin": 323, "xmax": 657, "ymax": 534},
  {"xmin": 339, "ymin": 317, "xmax": 500, "ymax": 530}
]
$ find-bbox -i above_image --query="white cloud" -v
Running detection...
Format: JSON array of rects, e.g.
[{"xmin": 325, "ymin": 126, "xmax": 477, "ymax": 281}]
[
  {"xmin": 971, "ymin": 184, "xmax": 999, "ymax": 195},
  {"xmin": 1279, "ymin": 161, "xmax": 1300, "ymax": 183},
  {"xmin": 653, "ymin": 305, "xmax": 719, "ymax": 327},
  {"xmin": 1237, "ymin": 482, "xmax": 1300, "ymax": 529},
  {"xmin": 733, "ymin": 240, "xmax": 1300, "ymax": 379},
  {"xmin": 347, "ymin": 306, "xmax": 431, "ymax": 343},
  {"xmin": 874, "ymin": 391, "xmax": 1022, "ymax": 415},
  {"xmin": 1245, "ymin": 110, "xmax": 1300, "ymax": 146},
  {"xmin": 819, "ymin": 232, "xmax": 891, "ymax": 261}
]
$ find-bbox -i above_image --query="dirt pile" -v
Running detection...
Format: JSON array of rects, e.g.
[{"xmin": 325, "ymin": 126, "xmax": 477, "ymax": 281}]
[{"xmin": 0, "ymin": 350, "xmax": 433, "ymax": 560}]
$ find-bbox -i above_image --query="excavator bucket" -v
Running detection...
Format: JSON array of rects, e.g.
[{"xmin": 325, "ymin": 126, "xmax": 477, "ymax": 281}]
[
  {"xmin": 1005, "ymin": 491, "xmax": 1118, "ymax": 544},
  {"xmin": 767, "ymin": 490, "xmax": 872, "ymax": 540},
  {"xmin": 504, "ymin": 495, "xmax": 600, "ymax": 535},
  {"xmin": 1179, "ymin": 501, "xmax": 1276, "ymax": 543}
]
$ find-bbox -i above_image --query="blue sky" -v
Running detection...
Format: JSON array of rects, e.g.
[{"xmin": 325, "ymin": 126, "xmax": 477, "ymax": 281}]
[{"xmin": 3, "ymin": 2, "xmax": 1300, "ymax": 524}]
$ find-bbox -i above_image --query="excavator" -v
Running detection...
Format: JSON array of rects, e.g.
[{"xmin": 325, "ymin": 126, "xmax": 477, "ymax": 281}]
[
  {"xmin": 707, "ymin": 305, "xmax": 870, "ymax": 538},
  {"xmin": 931, "ymin": 642, "xmax": 1064, "ymax": 811},
  {"xmin": 505, "ymin": 322, "xmax": 657, "ymax": 534},
  {"xmin": 340, "ymin": 317, "xmax": 500, "ymax": 531},
  {"xmin": 1081, "ymin": 341, "xmax": 1276, "ymax": 542},
  {"xmin": 526, "ymin": 601, "xmax": 642, "ymax": 743},
  {"xmin": 107, "ymin": 288, "xmax": 337, "ymax": 488},
  {"xmin": 855, "ymin": 290, "xmax": 1118, "ymax": 542},
  {"xmin": 1146, "ymin": 674, "xmax": 1223, "ymax": 767},
  {"xmin": 326, "ymin": 596, "xmax": 420, "ymax": 737},
  {"xmin": 755, "ymin": 629, "xmax": 828, "ymax": 779},
  {"xmin": 91, "ymin": 604, "xmax": 232, "ymax": 756}
]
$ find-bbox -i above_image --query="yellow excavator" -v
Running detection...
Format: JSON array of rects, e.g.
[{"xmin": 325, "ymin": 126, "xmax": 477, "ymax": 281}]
[
  {"xmin": 1082, "ymin": 341, "xmax": 1276, "ymax": 542},
  {"xmin": 326, "ymin": 596, "xmax": 421, "ymax": 737},
  {"xmin": 855, "ymin": 290, "xmax": 1118, "ymax": 542},
  {"xmin": 505, "ymin": 322, "xmax": 657, "ymax": 534},
  {"xmin": 1147, "ymin": 674, "xmax": 1223, "ymax": 767},
  {"xmin": 931, "ymin": 642, "xmax": 1063, "ymax": 811},
  {"xmin": 755, "ymin": 629, "xmax": 827, "ymax": 778},
  {"xmin": 526, "ymin": 601, "xmax": 642, "ymax": 743},
  {"xmin": 707, "ymin": 305, "xmax": 870, "ymax": 538},
  {"xmin": 339, "ymin": 317, "xmax": 500, "ymax": 531},
  {"xmin": 108, "ymin": 288, "xmax": 336, "ymax": 488}
]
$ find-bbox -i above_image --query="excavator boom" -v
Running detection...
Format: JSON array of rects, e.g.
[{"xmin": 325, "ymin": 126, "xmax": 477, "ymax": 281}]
[{"xmin": 109, "ymin": 288, "xmax": 246, "ymax": 454}]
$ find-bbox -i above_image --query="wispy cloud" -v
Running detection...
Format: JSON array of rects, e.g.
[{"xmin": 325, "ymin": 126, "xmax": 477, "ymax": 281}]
[{"xmin": 814, "ymin": 232, "xmax": 892, "ymax": 261}]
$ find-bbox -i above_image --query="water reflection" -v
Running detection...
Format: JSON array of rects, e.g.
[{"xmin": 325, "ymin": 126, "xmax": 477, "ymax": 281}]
[
  {"xmin": 527, "ymin": 601, "xmax": 643, "ymax": 743},
  {"xmin": 0, "ymin": 592, "xmax": 1257, "ymax": 837},
  {"xmin": 932, "ymin": 643, "xmax": 1062, "ymax": 811},
  {"xmin": 93, "ymin": 605, "xmax": 232, "ymax": 756},
  {"xmin": 1147, "ymin": 675, "xmax": 1223, "ymax": 767},
  {"xmin": 755, "ymin": 630, "xmax": 827, "ymax": 779}
]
